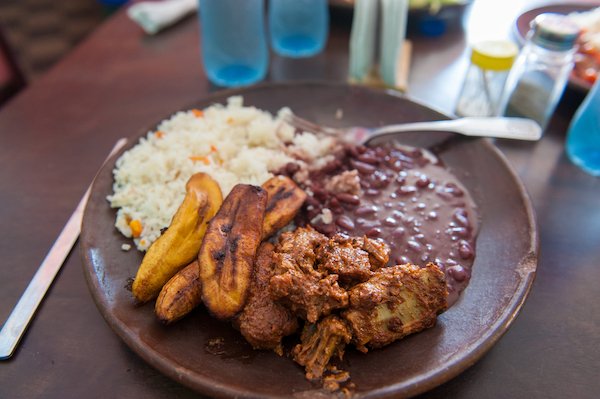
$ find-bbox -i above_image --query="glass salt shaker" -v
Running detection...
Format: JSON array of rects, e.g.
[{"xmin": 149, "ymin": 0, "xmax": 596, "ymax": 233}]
[
  {"xmin": 455, "ymin": 40, "xmax": 518, "ymax": 117},
  {"xmin": 497, "ymin": 13, "xmax": 580, "ymax": 130}
]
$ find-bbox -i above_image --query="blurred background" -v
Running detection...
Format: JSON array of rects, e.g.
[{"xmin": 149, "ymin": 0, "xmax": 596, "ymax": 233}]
[{"xmin": 0, "ymin": 0, "xmax": 110, "ymax": 81}]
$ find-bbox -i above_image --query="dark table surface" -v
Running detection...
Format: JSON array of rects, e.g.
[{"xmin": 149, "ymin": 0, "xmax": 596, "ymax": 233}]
[{"xmin": 1, "ymin": 0, "xmax": 599, "ymax": 398}]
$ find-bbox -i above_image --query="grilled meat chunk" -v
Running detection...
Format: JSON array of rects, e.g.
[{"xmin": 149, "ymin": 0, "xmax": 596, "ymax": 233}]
[
  {"xmin": 292, "ymin": 315, "xmax": 352, "ymax": 381},
  {"xmin": 360, "ymin": 236, "xmax": 390, "ymax": 269},
  {"xmin": 342, "ymin": 263, "xmax": 447, "ymax": 352},
  {"xmin": 270, "ymin": 227, "xmax": 348, "ymax": 323},
  {"xmin": 317, "ymin": 234, "xmax": 390, "ymax": 283},
  {"xmin": 235, "ymin": 242, "xmax": 298, "ymax": 353}
]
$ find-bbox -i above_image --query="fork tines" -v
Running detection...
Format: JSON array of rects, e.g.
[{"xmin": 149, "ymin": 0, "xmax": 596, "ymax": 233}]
[{"xmin": 284, "ymin": 113, "xmax": 339, "ymax": 136}]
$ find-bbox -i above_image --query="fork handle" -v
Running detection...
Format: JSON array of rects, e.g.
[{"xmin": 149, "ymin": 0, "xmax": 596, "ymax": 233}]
[{"xmin": 365, "ymin": 117, "xmax": 542, "ymax": 141}]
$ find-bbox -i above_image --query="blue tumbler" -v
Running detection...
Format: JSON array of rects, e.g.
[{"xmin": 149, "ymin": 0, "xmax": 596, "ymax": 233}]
[
  {"xmin": 269, "ymin": 0, "xmax": 329, "ymax": 58},
  {"xmin": 199, "ymin": 0, "xmax": 268, "ymax": 87},
  {"xmin": 566, "ymin": 78, "xmax": 600, "ymax": 176}
]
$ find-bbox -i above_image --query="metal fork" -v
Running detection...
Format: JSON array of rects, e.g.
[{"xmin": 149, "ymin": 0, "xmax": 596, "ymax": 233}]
[{"xmin": 284, "ymin": 112, "xmax": 542, "ymax": 143}]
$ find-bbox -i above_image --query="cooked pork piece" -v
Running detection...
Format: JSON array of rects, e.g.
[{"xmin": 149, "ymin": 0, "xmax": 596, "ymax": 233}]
[
  {"xmin": 342, "ymin": 263, "xmax": 447, "ymax": 352},
  {"xmin": 235, "ymin": 242, "xmax": 298, "ymax": 354},
  {"xmin": 324, "ymin": 170, "xmax": 361, "ymax": 195},
  {"xmin": 270, "ymin": 227, "xmax": 349, "ymax": 323},
  {"xmin": 317, "ymin": 234, "xmax": 390, "ymax": 283},
  {"xmin": 359, "ymin": 236, "xmax": 390, "ymax": 269},
  {"xmin": 292, "ymin": 315, "xmax": 352, "ymax": 381},
  {"xmin": 317, "ymin": 236, "xmax": 372, "ymax": 283}
]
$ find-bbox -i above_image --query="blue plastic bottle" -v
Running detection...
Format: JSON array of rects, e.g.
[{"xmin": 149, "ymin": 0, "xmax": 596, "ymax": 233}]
[
  {"xmin": 199, "ymin": 0, "xmax": 268, "ymax": 87},
  {"xmin": 566, "ymin": 78, "xmax": 600, "ymax": 176},
  {"xmin": 269, "ymin": 0, "xmax": 329, "ymax": 58}
]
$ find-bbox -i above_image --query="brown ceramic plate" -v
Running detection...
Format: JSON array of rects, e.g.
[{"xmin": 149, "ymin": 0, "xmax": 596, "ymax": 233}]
[
  {"xmin": 81, "ymin": 82, "xmax": 538, "ymax": 398},
  {"xmin": 514, "ymin": 3, "xmax": 600, "ymax": 92}
]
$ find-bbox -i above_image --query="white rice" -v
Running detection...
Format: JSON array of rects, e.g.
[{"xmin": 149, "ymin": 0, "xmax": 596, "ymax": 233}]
[{"xmin": 107, "ymin": 96, "xmax": 334, "ymax": 251}]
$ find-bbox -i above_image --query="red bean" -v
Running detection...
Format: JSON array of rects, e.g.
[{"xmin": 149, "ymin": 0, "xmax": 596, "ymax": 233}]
[
  {"xmin": 389, "ymin": 159, "xmax": 404, "ymax": 172},
  {"xmin": 435, "ymin": 188, "xmax": 454, "ymax": 200},
  {"xmin": 366, "ymin": 227, "xmax": 382, "ymax": 237},
  {"xmin": 375, "ymin": 146, "xmax": 388, "ymax": 157},
  {"xmin": 356, "ymin": 205, "xmax": 378, "ymax": 216},
  {"xmin": 391, "ymin": 227, "xmax": 405, "ymax": 239},
  {"xmin": 331, "ymin": 206, "xmax": 344, "ymax": 214},
  {"xmin": 448, "ymin": 265, "xmax": 467, "ymax": 282},
  {"xmin": 450, "ymin": 227, "xmax": 469, "ymax": 237},
  {"xmin": 321, "ymin": 159, "xmax": 342, "ymax": 173},
  {"xmin": 453, "ymin": 208, "xmax": 469, "ymax": 227},
  {"xmin": 370, "ymin": 170, "xmax": 391, "ymax": 188},
  {"xmin": 313, "ymin": 186, "xmax": 328, "ymax": 201},
  {"xmin": 305, "ymin": 196, "xmax": 320, "ymax": 208},
  {"xmin": 316, "ymin": 223, "xmax": 336, "ymax": 235},
  {"xmin": 458, "ymin": 240, "xmax": 474, "ymax": 259},
  {"xmin": 351, "ymin": 160, "xmax": 376, "ymax": 174},
  {"xmin": 407, "ymin": 240, "xmax": 422, "ymax": 252},
  {"xmin": 416, "ymin": 175, "xmax": 430, "ymax": 188},
  {"xmin": 444, "ymin": 182, "xmax": 464, "ymax": 197},
  {"xmin": 336, "ymin": 193, "xmax": 360, "ymax": 205},
  {"xmin": 357, "ymin": 153, "xmax": 379, "ymax": 165},
  {"xmin": 383, "ymin": 217, "xmax": 398, "ymax": 227},
  {"xmin": 397, "ymin": 186, "xmax": 417, "ymax": 195},
  {"xmin": 396, "ymin": 256, "xmax": 410, "ymax": 265},
  {"xmin": 336, "ymin": 215, "xmax": 355, "ymax": 231}
]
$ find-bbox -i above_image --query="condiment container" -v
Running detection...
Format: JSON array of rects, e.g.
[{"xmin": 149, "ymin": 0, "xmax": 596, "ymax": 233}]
[
  {"xmin": 349, "ymin": 0, "xmax": 379, "ymax": 82},
  {"xmin": 455, "ymin": 40, "xmax": 518, "ymax": 117},
  {"xmin": 349, "ymin": 0, "xmax": 409, "ymax": 87},
  {"xmin": 497, "ymin": 13, "xmax": 580, "ymax": 130},
  {"xmin": 198, "ymin": 0, "xmax": 268, "ymax": 87},
  {"xmin": 566, "ymin": 78, "xmax": 600, "ymax": 176}
]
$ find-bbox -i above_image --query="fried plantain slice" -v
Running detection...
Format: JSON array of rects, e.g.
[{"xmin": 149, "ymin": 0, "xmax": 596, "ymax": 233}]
[
  {"xmin": 199, "ymin": 184, "xmax": 267, "ymax": 320},
  {"xmin": 132, "ymin": 173, "xmax": 222, "ymax": 303},
  {"xmin": 155, "ymin": 261, "xmax": 203, "ymax": 324},
  {"xmin": 261, "ymin": 175, "xmax": 306, "ymax": 239}
]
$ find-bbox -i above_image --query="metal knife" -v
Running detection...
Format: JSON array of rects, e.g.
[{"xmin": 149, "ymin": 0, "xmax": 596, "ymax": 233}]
[{"xmin": 0, "ymin": 138, "xmax": 127, "ymax": 360}]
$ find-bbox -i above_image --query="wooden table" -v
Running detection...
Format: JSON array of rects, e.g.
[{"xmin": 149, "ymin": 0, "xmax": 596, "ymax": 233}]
[{"xmin": 1, "ymin": 0, "xmax": 598, "ymax": 397}]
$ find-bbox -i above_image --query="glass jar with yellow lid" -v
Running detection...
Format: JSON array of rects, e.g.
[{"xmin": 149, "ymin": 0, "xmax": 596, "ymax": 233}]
[{"xmin": 455, "ymin": 40, "xmax": 518, "ymax": 117}]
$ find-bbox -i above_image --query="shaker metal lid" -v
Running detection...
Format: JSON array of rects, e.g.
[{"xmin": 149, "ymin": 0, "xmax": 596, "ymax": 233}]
[{"xmin": 529, "ymin": 13, "xmax": 580, "ymax": 51}]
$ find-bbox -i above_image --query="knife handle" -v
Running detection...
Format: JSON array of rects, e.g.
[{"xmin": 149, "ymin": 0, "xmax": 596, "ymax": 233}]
[
  {"xmin": 0, "ymin": 195, "xmax": 88, "ymax": 359},
  {"xmin": 0, "ymin": 138, "xmax": 127, "ymax": 360}
]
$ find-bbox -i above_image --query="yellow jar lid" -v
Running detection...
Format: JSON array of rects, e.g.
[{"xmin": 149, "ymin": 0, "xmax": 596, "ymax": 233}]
[{"xmin": 471, "ymin": 40, "xmax": 518, "ymax": 71}]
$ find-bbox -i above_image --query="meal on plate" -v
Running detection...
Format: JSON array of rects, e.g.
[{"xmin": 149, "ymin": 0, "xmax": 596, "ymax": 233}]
[
  {"xmin": 108, "ymin": 97, "xmax": 478, "ymax": 390},
  {"xmin": 568, "ymin": 7, "xmax": 600, "ymax": 85}
]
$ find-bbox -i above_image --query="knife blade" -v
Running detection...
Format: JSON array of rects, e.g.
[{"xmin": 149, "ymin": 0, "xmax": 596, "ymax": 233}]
[{"xmin": 0, "ymin": 138, "xmax": 128, "ymax": 360}]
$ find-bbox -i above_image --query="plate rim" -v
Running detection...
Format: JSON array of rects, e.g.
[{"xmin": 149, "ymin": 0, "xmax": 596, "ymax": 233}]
[{"xmin": 80, "ymin": 81, "xmax": 539, "ymax": 399}]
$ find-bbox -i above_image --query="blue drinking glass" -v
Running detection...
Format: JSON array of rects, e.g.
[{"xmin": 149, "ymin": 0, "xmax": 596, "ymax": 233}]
[
  {"xmin": 199, "ymin": 0, "xmax": 268, "ymax": 87},
  {"xmin": 566, "ymin": 78, "xmax": 600, "ymax": 176},
  {"xmin": 269, "ymin": 0, "xmax": 329, "ymax": 58}
]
